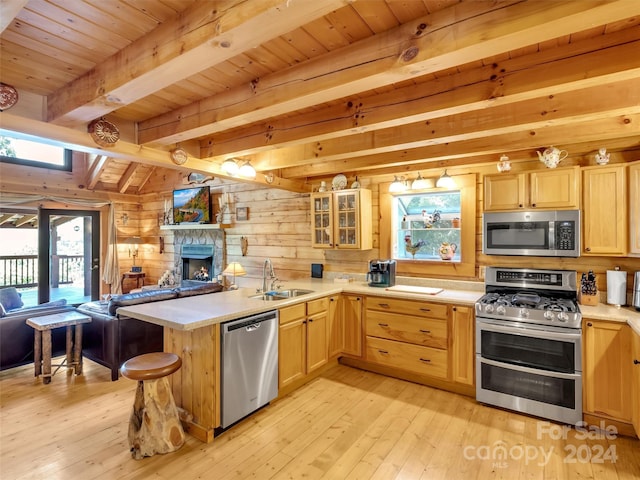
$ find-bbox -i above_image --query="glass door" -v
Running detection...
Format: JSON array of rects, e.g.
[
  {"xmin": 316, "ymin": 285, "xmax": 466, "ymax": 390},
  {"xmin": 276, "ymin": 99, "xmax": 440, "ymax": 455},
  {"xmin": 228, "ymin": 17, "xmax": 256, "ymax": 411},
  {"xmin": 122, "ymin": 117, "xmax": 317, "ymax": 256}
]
[{"xmin": 38, "ymin": 209, "xmax": 100, "ymax": 305}]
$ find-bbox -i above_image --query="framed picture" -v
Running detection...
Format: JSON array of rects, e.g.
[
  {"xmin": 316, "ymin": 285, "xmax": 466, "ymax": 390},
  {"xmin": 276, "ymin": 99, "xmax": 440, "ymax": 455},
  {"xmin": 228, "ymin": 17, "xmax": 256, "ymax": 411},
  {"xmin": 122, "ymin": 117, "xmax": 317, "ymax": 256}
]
[{"xmin": 236, "ymin": 207, "xmax": 248, "ymax": 221}]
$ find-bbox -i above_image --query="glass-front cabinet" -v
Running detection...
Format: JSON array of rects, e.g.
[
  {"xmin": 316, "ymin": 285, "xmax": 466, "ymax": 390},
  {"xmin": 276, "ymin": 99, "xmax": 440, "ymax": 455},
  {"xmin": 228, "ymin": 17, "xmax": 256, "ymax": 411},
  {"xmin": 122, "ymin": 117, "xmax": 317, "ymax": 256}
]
[{"xmin": 311, "ymin": 189, "xmax": 372, "ymax": 250}]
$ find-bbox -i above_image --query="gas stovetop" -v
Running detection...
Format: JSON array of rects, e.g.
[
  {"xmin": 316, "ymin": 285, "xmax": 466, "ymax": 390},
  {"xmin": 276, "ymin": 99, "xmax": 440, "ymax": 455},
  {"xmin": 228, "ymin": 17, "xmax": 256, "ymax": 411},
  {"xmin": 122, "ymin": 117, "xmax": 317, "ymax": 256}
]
[{"xmin": 475, "ymin": 267, "xmax": 582, "ymax": 329}]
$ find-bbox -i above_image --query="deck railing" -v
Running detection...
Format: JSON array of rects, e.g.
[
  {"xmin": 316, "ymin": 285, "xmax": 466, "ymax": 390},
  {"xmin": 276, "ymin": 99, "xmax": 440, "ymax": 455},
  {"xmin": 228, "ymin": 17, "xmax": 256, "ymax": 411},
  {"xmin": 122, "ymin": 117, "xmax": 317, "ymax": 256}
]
[{"xmin": 0, "ymin": 255, "xmax": 84, "ymax": 288}]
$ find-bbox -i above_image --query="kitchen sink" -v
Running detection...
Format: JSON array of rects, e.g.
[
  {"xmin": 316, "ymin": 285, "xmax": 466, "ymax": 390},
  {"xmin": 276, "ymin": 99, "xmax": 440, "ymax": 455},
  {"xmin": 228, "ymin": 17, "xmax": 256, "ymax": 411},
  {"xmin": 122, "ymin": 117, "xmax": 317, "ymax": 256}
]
[{"xmin": 248, "ymin": 289, "xmax": 314, "ymax": 301}]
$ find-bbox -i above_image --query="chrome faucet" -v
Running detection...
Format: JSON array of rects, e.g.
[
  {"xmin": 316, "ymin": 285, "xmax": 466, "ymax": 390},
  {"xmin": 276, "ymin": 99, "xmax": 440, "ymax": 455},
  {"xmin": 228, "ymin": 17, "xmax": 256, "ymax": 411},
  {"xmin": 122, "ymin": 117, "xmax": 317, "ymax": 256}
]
[{"xmin": 262, "ymin": 258, "xmax": 276, "ymax": 293}]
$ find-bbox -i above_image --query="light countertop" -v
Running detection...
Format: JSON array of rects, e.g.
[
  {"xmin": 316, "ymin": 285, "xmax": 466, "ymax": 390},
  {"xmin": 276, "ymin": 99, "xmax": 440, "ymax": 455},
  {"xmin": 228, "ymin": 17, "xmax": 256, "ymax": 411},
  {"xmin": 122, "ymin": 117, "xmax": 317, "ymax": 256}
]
[
  {"xmin": 117, "ymin": 278, "xmax": 483, "ymax": 331},
  {"xmin": 117, "ymin": 277, "xmax": 640, "ymax": 335}
]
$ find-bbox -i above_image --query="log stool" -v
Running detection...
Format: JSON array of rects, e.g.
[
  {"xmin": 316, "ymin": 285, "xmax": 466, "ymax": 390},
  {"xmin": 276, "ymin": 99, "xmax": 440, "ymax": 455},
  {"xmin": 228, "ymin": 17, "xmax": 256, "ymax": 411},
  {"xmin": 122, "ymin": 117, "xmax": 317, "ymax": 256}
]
[{"xmin": 120, "ymin": 352, "xmax": 186, "ymax": 459}]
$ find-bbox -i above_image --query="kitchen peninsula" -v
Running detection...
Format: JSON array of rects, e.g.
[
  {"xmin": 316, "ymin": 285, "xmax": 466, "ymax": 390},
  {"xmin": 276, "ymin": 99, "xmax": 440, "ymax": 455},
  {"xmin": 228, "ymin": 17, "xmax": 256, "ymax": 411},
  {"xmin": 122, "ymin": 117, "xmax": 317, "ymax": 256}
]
[{"xmin": 117, "ymin": 279, "xmax": 482, "ymax": 442}]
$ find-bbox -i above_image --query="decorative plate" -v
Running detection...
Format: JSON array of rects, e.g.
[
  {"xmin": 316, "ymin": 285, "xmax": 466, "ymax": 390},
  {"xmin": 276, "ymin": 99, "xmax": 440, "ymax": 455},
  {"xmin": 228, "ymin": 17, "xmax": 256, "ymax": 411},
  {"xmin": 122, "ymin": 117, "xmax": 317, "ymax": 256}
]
[
  {"xmin": 88, "ymin": 118, "xmax": 120, "ymax": 147},
  {"xmin": 332, "ymin": 174, "xmax": 347, "ymax": 190},
  {"xmin": 170, "ymin": 147, "xmax": 188, "ymax": 165},
  {"xmin": 0, "ymin": 83, "xmax": 18, "ymax": 111}
]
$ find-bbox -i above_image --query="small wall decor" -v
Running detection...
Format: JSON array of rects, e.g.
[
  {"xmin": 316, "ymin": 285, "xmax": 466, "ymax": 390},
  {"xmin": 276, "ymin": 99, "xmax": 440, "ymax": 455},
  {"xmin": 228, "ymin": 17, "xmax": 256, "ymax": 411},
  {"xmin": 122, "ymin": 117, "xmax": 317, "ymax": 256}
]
[
  {"xmin": 88, "ymin": 117, "xmax": 120, "ymax": 147},
  {"xmin": 0, "ymin": 83, "xmax": 19, "ymax": 111},
  {"xmin": 236, "ymin": 206, "xmax": 248, "ymax": 221},
  {"xmin": 595, "ymin": 147, "xmax": 610, "ymax": 165},
  {"xmin": 170, "ymin": 147, "xmax": 188, "ymax": 165},
  {"xmin": 240, "ymin": 236, "xmax": 249, "ymax": 256}
]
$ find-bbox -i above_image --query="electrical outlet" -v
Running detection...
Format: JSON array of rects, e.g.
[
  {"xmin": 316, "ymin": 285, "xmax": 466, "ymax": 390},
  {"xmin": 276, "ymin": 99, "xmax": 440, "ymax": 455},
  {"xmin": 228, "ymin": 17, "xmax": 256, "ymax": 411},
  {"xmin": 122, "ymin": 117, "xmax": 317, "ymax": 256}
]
[{"xmin": 479, "ymin": 266, "xmax": 486, "ymax": 280}]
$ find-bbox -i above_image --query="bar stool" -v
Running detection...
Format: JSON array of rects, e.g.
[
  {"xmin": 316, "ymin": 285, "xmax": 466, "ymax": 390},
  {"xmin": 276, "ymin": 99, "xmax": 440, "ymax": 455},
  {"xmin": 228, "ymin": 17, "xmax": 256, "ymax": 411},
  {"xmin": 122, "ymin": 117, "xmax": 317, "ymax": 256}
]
[{"xmin": 120, "ymin": 352, "xmax": 186, "ymax": 459}]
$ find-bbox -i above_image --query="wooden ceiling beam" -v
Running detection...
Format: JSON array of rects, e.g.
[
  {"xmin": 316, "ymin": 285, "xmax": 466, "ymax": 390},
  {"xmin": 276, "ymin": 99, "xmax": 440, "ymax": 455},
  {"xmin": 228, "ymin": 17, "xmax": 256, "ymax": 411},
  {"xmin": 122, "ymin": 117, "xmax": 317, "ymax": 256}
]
[
  {"xmin": 0, "ymin": 112, "xmax": 310, "ymax": 193},
  {"xmin": 252, "ymin": 78, "xmax": 640, "ymax": 169},
  {"xmin": 45, "ymin": 0, "xmax": 350, "ymax": 127},
  {"xmin": 136, "ymin": 167, "xmax": 156, "ymax": 194},
  {"xmin": 280, "ymin": 113, "xmax": 640, "ymax": 178},
  {"xmin": 138, "ymin": 0, "xmax": 640, "ymax": 146},
  {"xmin": 0, "ymin": 214, "xmax": 15, "ymax": 225},
  {"xmin": 86, "ymin": 155, "xmax": 109, "ymax": 190},
  {"xmin": 14, "ymin": 215, "xmax": 37, "ymax": 228},
  {"xmin": 118, "ymin": 162, "xmax": 140, "ymax": 194},
  {"xmin": 200, "ymin": 34, "xmax": 640, "ymax": 163}
]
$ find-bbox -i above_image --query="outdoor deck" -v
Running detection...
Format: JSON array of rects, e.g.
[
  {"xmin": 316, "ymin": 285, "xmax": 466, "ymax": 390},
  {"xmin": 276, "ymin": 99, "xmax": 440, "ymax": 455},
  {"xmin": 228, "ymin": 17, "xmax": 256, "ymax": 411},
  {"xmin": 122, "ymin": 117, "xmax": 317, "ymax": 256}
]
[{"xmin": 17, "ymin": 285, "xmax": 91, "ymax": 307}]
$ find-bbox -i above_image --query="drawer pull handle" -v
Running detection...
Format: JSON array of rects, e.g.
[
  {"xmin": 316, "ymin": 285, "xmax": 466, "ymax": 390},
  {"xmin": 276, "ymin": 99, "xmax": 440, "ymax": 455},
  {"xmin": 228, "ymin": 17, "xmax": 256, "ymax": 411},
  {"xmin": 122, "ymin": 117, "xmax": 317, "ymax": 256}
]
[
  {"xmin": 419, "ymin": 358, "xmax": 431, "ymax": 363},
  {"xmin": 419, "ymin": 329, "xmax": 431, "ymax": 334},
  {"xmin": 378, "ymin": 349, "xmax": 389, "ymax": 355},
  {"xmin": 419, "ymin": 308, "xmax": 431, "ymax": 312},
  {"xmin": 378, "ymin": 303, "xmax": 390, "ymax": 308},
  {"xmin": 635, "ymin": 359, "xmax": 640, "ymax": 365},
  {"xmin": 378, "ymin": 323, "xmax": 389, "ymax": 327}
]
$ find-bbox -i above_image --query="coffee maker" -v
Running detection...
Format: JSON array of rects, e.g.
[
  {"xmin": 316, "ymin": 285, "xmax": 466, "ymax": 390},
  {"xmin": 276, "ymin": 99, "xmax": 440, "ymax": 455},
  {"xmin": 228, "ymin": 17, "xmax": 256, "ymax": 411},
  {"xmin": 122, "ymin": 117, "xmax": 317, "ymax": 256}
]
[{"xmin": 367, "ymin": 259, "xmax": 396, "ymax": 287}]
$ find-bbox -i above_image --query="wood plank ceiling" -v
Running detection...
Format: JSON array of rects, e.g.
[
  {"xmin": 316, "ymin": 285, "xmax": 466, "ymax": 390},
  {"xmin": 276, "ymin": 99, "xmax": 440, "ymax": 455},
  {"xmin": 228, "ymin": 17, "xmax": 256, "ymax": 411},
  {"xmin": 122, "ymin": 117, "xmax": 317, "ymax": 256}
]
[{"xmin": 1, "ymin": 0, "xmax": 639, "ymax": 196}]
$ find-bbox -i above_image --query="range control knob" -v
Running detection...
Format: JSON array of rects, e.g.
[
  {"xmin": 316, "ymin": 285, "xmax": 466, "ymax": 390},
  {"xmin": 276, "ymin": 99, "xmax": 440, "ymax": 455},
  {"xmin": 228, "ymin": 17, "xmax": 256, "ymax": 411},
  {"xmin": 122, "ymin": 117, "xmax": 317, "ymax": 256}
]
[
  {"xmin": 496, "ymin": 305, "xmax": 506, "ymax": 315},
  {"xmin": 519, "ymin": 308, "xmax": 529, "ymax": 318},
  {"xmin": 543, "ymin": 311, "xmax": 556, "ymax": 321},
  {"xmin": 484, "ymin": 304, "xmax": 495, "ymax": 314},
  {"xmin": 557, "ymin": 312, "xmax": 569, "ymax": 323}
]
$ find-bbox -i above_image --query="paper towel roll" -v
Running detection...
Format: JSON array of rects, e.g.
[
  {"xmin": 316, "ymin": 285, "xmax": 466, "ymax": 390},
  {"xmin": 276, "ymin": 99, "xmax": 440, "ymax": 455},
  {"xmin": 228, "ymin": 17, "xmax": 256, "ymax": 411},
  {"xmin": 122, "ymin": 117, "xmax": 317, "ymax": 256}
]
[{"xmin": 606, "ymin": 270, "xmax": 627, "ymax": 306}]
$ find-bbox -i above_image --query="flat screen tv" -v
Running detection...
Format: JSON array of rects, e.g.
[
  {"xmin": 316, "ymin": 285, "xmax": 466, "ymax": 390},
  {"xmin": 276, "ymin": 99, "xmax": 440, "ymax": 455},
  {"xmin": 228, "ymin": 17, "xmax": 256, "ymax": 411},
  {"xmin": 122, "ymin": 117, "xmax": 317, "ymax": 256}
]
[{"xmin": 173, "ymin": 186, "xmax": 211, "ymax": 224}]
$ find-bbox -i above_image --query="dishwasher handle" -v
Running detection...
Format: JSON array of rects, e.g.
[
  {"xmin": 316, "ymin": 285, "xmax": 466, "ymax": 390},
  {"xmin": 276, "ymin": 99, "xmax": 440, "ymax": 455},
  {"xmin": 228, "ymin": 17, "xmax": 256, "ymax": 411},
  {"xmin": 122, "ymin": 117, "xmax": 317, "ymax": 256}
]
[{"xmin": 222, "ymin": 310, "xmax": 278, "ymax": 334}]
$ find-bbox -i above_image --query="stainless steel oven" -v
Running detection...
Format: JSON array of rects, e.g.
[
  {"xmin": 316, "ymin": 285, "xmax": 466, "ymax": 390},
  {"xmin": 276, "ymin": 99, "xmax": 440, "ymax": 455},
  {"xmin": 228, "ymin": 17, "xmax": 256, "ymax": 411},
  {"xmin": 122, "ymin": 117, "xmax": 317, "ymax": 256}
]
[
  {"xmin": 475, "ymin": 267, "xmax": 582, "ymax": 425},
  {"xmin": 483, "ymin": 210, "xmax": 580, "ymax": 257}
]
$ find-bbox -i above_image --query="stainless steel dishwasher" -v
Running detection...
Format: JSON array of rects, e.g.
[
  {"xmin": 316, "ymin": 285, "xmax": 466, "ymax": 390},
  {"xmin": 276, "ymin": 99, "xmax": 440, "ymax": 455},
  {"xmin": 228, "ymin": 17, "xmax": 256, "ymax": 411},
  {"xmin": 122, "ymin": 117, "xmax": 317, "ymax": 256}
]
[{"xmin": 220, "ymin": 310, "xmax": 278, "ymax": 428}]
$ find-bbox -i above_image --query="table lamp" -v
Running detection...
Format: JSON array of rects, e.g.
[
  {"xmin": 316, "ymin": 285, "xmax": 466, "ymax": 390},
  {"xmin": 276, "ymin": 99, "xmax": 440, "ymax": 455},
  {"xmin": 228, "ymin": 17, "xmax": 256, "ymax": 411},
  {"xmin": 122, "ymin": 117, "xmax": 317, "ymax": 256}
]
[
  {"xmin": 127, "ymin": 236, "xmax": 141, "ymax": 271},
  {"xmin": 222, "ymin": 262, "xmax": 246, "ymax": 290}
]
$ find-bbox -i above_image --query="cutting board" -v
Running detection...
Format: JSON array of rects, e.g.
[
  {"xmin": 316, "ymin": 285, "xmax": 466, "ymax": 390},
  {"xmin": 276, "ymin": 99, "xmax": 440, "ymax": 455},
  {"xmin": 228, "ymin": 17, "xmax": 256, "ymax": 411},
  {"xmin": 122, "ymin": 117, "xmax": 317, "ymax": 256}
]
[{"xmin": 385, "ymin": 285, "xmax": 443, "ymax": 295}]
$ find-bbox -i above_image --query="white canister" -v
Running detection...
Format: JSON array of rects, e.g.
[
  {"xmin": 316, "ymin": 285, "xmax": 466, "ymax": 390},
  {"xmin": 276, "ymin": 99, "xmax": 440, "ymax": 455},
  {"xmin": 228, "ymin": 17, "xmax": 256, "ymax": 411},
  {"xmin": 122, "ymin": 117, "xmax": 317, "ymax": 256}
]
[{"xmin": 606, "ymin": 269, "xmax": 627, "ymax": 307}]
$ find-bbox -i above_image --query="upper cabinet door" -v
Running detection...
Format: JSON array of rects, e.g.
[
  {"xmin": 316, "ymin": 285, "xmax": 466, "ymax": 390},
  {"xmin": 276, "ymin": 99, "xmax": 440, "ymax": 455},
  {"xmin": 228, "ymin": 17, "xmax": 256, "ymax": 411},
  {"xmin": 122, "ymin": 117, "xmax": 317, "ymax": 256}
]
[
  {"xmin": 484, "ymin": 173, "xmax": 527, "ymax": 211},
  {"xmin": 311, "ymin": 189, "xmax": 372, "ymax": 250},
  {"xmin": 529, "ymin": 167, "xmax": 580, "ymax": 209},
  {"xmin": 582, "ymin": 165, "xmax": 627, "ymax": 256},
  {"xmin": 484, "ymin": 167, "xmax": 579, "ymax": 211}
]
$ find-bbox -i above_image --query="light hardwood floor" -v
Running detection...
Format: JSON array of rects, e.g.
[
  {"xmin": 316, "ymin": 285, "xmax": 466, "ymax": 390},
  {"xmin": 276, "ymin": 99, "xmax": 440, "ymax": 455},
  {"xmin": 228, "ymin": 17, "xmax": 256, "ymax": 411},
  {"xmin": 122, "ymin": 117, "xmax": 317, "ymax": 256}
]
[{"xmin": 1, "ymin": 359, "xmax": 638, "ymax": 480}]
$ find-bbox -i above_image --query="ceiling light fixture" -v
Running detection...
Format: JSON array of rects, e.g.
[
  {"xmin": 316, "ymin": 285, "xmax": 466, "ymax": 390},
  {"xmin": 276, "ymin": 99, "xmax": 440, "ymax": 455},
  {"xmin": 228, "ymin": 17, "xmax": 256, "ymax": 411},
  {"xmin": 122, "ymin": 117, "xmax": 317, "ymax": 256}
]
[
  {"xmin": 238, "ymin": 160, "xmax": 256, "ymax": 179},
  {"xmin": 389, "ymin": 175, "xmax": 408, "ymax": 193},
  {"xmin": 411, "ymin": 172, "xmax": 429, "ymax": 190},
  {"xmin": 436, "ymin": 170, "xmax": 456, "ymax": 189},
  {"xmin": 221, "ymin": 158, "xmax": 239, "ymax": 175}
]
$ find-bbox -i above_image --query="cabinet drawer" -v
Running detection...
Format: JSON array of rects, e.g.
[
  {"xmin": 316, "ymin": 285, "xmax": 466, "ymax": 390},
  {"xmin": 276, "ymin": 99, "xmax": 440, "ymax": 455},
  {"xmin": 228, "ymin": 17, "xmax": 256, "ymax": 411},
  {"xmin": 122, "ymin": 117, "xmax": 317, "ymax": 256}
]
[
  {"xmin": 365, "ymin": 296, "xmax": 447, "ymax": 319},
  {"xmin": 307, "ymin": 297, "xmax": 329, "ymax": 316},
  {"xmin": 366, "ymin": 310, "xmax": 447, "ymax": 349},
  {"xmin": 366, "ymin": 336, "xmax": 448, "ymax": 379},
  {"xmin": 279, "ymin": 303, "xmax": 306, "ymax": 325}
]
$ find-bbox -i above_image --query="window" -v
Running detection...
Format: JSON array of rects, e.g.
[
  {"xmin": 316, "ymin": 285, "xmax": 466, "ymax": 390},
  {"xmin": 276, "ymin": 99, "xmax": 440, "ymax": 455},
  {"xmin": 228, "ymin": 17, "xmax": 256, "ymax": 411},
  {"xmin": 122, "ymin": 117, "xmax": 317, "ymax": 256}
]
[
  {"xmin": 0, "ymin": 135, "xmax": 71, "ymax": 171},
  {"xmin": 393, "ymin": 191, "xmax": 461, "ymax": 261},
  {"xmin": 379, "ymin": 173, "xmax": 477, "ymax": 278}
]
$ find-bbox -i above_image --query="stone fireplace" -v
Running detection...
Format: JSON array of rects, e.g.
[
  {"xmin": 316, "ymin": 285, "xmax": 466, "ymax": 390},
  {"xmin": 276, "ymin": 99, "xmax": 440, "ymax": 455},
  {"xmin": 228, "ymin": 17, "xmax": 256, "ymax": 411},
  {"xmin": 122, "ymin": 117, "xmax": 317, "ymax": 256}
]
[{"xmin": 173, "ymin": 229, "xmax": 225, "ymax": 286}]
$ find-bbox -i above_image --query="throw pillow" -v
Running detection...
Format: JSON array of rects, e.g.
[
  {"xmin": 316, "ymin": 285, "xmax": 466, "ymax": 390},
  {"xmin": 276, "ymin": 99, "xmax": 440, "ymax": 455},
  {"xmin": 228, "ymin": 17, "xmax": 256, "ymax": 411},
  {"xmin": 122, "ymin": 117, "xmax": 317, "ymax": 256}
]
[{"xmin": 0, "ymin": 287, "xmax": 24, "ymax": 311}]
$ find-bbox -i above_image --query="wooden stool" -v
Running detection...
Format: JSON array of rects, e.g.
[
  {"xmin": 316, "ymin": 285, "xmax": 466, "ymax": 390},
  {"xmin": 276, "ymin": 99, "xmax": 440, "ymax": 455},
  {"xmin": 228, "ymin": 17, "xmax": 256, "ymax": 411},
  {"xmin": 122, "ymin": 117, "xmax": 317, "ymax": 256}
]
[
  {"xmin": 26, "ymin": 311, "xmax": 91, "ymax": 384},
  {"xmin": 120, "ymin": 352, "xmax": 186, "ymax": 459}
]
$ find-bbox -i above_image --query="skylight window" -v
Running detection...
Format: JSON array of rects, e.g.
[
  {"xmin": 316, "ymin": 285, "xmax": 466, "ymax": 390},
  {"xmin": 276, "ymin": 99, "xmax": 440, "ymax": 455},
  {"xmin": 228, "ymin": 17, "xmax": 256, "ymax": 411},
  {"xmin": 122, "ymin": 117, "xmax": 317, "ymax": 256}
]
[{"xmin": 0, "ymin": 135, "xmax": 71, "ymax": 170}]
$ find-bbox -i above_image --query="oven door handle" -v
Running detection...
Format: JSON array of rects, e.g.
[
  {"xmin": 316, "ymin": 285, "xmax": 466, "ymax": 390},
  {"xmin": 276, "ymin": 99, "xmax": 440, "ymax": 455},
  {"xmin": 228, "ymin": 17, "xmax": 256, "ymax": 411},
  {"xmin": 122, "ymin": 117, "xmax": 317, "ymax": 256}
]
[
  {"xmin": 477, "ymin": 318, "xmax": 582, "ymax": 342},
  {"xmin": 480, "ymin": 357, "xmax": 581, "ymax": 380}
]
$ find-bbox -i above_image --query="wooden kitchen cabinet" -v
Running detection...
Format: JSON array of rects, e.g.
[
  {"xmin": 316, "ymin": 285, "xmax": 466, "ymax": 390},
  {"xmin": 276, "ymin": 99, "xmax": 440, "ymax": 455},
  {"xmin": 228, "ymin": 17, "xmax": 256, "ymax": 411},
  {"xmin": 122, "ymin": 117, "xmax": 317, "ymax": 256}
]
[
  {"xmin": 311, "ymin": 188, "xmax": 372, "ymax": 249},
  {"xmin": 583, "ymin": 319, "xmax": 633, "ymax": 423},
  {"xmin": 327, "ymin": 295, "xmax": 342, "ymax": 358},
  {"xmin": 582, "ymin": 165, "xmax": 627, "ymax": 256},
  {"xmin": 364, "ymin": 296, "xmax": 449, "ymax": 380},
  {"xmin": 451, "ymin": 305, "xmax": 475, "ymax": 387},
  {"xmin": 342, "ymin": 294, "xmax": 362, "ymax": 357},
  {"xmin": 483, "ymin": 167, "xmax": 579, "ymax": 211},
  {"xmin": 632, "ymin": 328, "xmax": 640, "ymax": 438},
  {"xmin": 629, "ymin": 162, "xmax": 640, "ymax": 256},
  {"xmin": 278, "ymin": 297, "xmax": 329, "ymax": 389}
]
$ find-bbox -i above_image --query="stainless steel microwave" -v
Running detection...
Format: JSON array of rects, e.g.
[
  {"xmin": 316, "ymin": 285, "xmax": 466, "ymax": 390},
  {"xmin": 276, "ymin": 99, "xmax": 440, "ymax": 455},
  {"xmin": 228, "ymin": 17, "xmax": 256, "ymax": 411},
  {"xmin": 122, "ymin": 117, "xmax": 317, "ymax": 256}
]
[{"xmin": 483, "ymin": 210, "xmax": 580, "ymax": 257}]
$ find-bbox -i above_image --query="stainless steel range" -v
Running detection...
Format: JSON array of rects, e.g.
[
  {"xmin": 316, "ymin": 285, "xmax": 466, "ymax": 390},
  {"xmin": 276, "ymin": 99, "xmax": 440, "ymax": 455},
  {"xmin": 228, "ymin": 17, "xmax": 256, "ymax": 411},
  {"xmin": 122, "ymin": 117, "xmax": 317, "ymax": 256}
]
[{"xmin": 475, "ymin": 267, "xmax": 582, "ymax": 425}]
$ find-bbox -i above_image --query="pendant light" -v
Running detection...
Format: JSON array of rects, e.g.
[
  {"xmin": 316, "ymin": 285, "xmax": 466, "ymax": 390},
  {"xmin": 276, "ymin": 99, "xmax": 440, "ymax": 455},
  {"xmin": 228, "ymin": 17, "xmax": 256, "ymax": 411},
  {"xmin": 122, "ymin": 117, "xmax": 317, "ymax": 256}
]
[
  {"xmin": 221, "ymin": 158, "xmax": 239, "ymax": 175},
  {"xmin": 238, "ymin": 160, "xmax": 256, "ymax": 179},
  {"xmin": 389, "ymin": 175, "xmax": 408, "ymax": 193},
  {"xmin": 436, "ymin": 170, "xmax": 456, "ymax": 189},
  {"xmin": 411, "ymin": 172, "xmax": 429, "ymax": 190}
]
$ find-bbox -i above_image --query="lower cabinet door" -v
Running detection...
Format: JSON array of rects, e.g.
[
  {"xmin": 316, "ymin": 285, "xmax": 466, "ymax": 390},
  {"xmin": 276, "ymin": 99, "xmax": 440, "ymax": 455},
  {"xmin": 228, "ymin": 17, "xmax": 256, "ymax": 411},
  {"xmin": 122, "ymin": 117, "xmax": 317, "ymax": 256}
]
[
  {"xmin": 279, "ymin": 319, "xmax": 306, "ymax": 388},
  {"xmin": 366, "ymin": 336, "xmax": 448, "ymax": 379}
]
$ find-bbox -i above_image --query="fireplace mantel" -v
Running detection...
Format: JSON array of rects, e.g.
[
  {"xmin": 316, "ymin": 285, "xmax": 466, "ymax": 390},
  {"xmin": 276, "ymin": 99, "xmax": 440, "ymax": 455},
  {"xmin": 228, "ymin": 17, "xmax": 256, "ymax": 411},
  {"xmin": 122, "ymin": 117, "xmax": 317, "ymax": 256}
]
[{"xmin": 160, "ymin": 224, "xmax": 229, "ymax": 231}]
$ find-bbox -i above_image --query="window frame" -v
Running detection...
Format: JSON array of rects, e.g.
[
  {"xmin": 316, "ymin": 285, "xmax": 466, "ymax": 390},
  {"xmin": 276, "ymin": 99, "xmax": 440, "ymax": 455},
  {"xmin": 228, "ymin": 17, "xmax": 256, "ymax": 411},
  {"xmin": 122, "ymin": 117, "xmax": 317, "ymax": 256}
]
[
  {"xmin": 379, "ymin": 173, "xmax": 477, "ymax": 278},
  {"xmin": 0, "ymin": 135, "xmax": 72, "ymax": 171}
]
